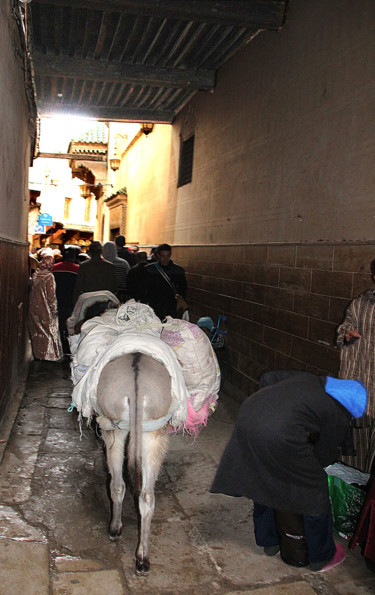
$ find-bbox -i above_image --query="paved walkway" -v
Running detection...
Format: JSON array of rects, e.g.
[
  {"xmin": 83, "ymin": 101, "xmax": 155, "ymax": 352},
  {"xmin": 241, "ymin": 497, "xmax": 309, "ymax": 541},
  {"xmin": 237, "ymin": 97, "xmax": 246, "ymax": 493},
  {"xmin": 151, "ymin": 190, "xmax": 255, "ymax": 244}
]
[{"xmin": 0, "ymin": 359, "xmax": 374, "ymax": 594}]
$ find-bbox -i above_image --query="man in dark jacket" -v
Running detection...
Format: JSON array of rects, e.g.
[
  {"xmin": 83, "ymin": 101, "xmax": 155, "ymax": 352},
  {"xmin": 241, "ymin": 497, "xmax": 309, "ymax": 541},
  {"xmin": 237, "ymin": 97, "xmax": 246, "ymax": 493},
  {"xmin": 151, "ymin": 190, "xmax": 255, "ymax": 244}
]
[
  {"xmin": 73, "ymin": 241, "xmax": 117, "ymax": 304},
  {"xmin": 115, "ymin": 235, "xmax": 137, "ymax": 267},
  {"xmin": 141, "ymin": 243, "xmax": 187, "ymax": 319},
  {"xmin": 52, "ymin": 247, "xmax": 79, "ymax": 353},
  {"xmin": 210, "ymin": 371, "xmax": 367, "ymax": 572}
]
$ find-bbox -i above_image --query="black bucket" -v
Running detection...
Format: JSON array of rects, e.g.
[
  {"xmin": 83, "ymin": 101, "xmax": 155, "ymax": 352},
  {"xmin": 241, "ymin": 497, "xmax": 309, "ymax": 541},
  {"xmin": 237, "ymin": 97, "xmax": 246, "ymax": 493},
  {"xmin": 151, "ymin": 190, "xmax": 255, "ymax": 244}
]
[{"xmin": 274, "ymin": 510, "xmax": 309, "ymax": 567}]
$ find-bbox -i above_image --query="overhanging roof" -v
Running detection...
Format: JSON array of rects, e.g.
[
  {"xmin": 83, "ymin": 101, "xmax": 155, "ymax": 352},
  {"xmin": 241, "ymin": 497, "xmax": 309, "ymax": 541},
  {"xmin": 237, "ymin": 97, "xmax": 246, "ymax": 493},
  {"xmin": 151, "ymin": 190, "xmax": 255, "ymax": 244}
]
[{"xmin": 28, "ymin": 0, "xmax": 288, "ymax": 123}]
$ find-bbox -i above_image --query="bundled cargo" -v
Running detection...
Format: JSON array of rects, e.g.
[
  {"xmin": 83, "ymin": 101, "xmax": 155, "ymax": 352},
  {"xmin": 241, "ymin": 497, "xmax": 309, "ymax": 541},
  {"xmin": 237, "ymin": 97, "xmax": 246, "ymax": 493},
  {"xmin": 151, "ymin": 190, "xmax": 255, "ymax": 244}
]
[{"xmin": 68, "ymin": 297, "xmax": 220, "ymax": 434}]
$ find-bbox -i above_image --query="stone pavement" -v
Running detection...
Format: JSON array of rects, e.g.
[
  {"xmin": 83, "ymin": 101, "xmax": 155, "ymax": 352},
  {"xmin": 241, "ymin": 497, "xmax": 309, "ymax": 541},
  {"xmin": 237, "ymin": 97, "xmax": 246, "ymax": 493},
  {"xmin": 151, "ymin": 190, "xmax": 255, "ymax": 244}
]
[{"xmin": 0, "ymin": 359, "xmax": 374, "ymax": 595}]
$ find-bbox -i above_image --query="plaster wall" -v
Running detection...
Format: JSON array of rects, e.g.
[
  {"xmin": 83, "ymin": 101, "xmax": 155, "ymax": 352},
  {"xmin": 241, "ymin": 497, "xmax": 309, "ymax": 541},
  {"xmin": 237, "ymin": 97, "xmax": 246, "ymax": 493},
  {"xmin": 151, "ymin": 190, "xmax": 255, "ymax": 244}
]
[
  {"xmin": 0, "ymin": 1, "xmax": 31, "ymax": 242},
  {"xmin": 169, "ymin": 0, "xmax": 375, "ymax": 245},
  {"xmin": 0, "ymin": 1, "xmax": 34, "ymax": 423},
  {"xmin": 119, "ymin": 0, "xmax": 375, "ymax": 397},
  {"xmin": 124, "ymin": 124, "xmax": 176, "ymax": 245}
]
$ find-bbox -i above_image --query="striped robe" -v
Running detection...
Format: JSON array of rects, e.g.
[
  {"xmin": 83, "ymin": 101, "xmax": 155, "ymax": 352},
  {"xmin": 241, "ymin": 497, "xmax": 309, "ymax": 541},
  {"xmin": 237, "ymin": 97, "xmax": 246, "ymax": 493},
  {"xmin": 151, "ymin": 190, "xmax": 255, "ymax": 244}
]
[{"xmin": 337, "ymin": 289, "xmax": 375, "ymax": 473}]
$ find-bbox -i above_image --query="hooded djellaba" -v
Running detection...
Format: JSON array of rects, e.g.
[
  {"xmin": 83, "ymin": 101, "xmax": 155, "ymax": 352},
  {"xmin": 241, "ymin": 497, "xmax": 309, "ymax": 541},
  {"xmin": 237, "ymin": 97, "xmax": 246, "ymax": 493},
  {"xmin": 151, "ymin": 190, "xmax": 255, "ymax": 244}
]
[
  {"xmin": 210, "ymin": 371, "xmax": 367, "ymax": 515},
  {"xmin": 102, "ymin": 241, "xmax": 130, "ymax": 303},
  {"xmin": 28, "ymin": 255, "xmax": 63, "ymax": 361}
]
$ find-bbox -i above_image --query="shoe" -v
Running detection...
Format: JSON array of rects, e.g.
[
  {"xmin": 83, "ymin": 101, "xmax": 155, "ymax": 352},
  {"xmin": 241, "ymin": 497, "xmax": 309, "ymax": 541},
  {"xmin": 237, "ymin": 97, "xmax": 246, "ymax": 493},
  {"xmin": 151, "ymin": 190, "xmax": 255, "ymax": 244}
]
[
  {"xmin": 316, "ymin": 544, "xmax": 346, "ymax": 572},
  {"xmin": 264, "ymin": 545, "xmax": 280, "ymax": 556}
]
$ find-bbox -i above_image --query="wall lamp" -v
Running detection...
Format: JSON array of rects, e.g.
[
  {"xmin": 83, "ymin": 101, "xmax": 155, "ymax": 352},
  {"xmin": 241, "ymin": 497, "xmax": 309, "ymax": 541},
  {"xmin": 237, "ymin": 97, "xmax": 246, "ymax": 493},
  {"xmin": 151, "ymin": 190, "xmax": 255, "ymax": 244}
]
[
  {"xmin": 110, "ymin": 133, "xmax": 128, "ymax": 171},
  {"xmin": 79, "ymin": 185, "xmax": 92, "ymax": 199},
  {"xmin": 109, "ymin": 158, "xmax": 121, "ymax": 172},
  {"xmin": 141, "ymin": 123, "xmax": 154, "ymax": 136}
]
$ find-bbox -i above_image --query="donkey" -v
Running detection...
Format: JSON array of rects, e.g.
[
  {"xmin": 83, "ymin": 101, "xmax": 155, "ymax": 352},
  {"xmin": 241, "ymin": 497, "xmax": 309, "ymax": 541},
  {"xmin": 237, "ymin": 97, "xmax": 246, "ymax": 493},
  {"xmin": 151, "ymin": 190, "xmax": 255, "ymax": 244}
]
[{"xmin": 96, "ymin": 351, "xmax": 172, "ymax": 576}]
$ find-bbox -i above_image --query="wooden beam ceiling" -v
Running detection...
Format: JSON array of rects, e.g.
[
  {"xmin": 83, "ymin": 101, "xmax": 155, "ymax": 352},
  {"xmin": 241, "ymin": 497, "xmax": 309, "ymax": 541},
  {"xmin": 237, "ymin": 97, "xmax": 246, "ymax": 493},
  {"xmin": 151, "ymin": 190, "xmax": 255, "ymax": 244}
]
[
  {"xmin": 31, "ymin": 0, "xmax": 287, "ymax": 29},
  {"xmin": 33, "ymin": 53, "xmax": 216, "ymax": 90},
  {"xmin": 36, "ymin": 102, "xmax": 176, "ymax": 123},
  {"xmin": 29, "ymin": 0, "xmax": 289, "ymax": 122}
]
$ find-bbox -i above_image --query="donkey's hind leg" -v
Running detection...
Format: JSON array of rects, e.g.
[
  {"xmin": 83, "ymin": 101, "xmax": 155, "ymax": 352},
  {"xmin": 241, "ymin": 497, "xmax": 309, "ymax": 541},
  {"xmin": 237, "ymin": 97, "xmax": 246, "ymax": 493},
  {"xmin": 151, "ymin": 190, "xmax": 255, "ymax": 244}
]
[
  {"xmin": 102, "ymin": 428, "xmax": 128, "ymax": 540},
  {"xmin": 135, "ymin": 429, "xmax": 169, "ymax": 576}
]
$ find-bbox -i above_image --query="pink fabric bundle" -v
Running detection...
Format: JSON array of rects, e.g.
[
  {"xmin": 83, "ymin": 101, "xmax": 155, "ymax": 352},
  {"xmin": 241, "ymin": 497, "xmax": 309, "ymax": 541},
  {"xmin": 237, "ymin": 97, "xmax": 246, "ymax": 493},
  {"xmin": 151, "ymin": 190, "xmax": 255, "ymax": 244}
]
[{"xmin": 168, "ymin": 395, "xmax": 217, "ymax": 436}]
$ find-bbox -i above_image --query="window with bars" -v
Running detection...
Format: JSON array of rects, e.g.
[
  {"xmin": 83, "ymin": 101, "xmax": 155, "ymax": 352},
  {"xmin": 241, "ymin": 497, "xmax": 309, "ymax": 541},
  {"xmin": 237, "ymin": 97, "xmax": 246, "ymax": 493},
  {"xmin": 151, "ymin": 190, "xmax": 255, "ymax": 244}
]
[{"xmin": 177, "ymin": 134, "xmax": 194, "ymax": 188}]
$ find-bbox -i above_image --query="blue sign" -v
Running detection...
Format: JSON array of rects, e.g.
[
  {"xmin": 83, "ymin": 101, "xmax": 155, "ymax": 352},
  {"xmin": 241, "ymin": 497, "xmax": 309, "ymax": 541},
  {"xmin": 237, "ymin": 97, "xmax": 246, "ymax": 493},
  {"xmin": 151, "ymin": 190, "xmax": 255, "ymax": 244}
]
[
  {"xmin": 38, "ymin": 213, "xmax": 53, "ymax": 226},
  {"xmin": 34, "ymin": 223, "xmax": 46, "ymax": 234}
]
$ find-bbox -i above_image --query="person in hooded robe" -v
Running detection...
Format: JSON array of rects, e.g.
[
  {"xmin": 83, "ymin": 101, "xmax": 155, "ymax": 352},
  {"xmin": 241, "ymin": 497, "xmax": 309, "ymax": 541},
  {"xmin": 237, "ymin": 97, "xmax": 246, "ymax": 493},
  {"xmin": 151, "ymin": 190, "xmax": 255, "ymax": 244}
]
[
  {"xmin": 28, "ymin": 254, "xmax": 63, "ymax": 361},
  {"xmin": 210, "ymin": 370, "xmax": 367, "ymax": 572},
  {"xmin": 102, "ymin": 241, "xmax": 130, "ymax": 303}
]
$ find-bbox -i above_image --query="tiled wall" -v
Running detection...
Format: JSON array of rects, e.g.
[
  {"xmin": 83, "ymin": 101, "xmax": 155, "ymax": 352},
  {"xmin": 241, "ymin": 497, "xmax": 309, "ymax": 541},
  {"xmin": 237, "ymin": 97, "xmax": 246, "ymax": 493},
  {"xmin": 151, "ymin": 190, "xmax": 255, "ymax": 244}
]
[
  {"xmin": 173, "ymin": 243, "xmax": 375, "ymax": 399},
  {"xmin": 0, "ymin": 239, "xmax": 29, "ymax": 424}
]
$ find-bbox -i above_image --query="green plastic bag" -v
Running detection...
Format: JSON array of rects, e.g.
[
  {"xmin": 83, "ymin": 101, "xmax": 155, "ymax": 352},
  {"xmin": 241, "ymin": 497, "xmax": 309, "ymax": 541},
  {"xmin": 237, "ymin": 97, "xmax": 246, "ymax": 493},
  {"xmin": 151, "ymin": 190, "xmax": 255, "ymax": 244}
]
[
  {"xmin": 326, "ymin": 463, "xmax": 370, "ymax": 539},
  {"xmin": 327, "ymin": 475, "xmax": 366, "ymax": 538}
]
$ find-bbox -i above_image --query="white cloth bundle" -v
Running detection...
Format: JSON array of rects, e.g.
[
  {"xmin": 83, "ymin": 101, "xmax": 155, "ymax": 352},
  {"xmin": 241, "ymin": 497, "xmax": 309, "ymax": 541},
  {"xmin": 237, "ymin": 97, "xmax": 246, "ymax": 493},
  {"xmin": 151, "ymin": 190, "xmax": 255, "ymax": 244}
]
[
  {"xmin": 70, "ymin": 300, "xmax": 188, "ymax": 427},
  {"xmin": 67, "ymin": 290, "xmax": 120, "ymax": 336},
  {"xmin": 69, "ymin": 300, "xmax": 220, "ymax": 433},
  {"xmin": 161, "ymin": 318, "xmax": 221, "ymax": 411},
  {"xmin": 71, "ymin": 333, "xmax": 189, "ymax": 427}
]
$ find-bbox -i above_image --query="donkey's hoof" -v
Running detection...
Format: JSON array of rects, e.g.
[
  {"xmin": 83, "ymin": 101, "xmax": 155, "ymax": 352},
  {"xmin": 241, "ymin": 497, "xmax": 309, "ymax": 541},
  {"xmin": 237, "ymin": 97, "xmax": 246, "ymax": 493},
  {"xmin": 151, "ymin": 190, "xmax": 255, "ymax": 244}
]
[
  {"xmin": 135, "ymin": 558, "xmax": 150, "ymax": 576},
  {"xmin": 108, "ymin": 527, "xmax": 122, "ymax": 541}
]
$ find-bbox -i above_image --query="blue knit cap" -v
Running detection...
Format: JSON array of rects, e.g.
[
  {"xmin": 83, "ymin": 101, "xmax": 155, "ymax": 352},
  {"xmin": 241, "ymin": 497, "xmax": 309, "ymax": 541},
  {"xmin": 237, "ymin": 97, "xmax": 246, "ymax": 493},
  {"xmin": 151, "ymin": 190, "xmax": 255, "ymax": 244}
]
[
  {"xmin": 197, "ymin": 316, "xmax": 214, "ymax": 333},
  {"xmin": 325, "ymin": 377, "xmax": 367, "ymax": 418}
]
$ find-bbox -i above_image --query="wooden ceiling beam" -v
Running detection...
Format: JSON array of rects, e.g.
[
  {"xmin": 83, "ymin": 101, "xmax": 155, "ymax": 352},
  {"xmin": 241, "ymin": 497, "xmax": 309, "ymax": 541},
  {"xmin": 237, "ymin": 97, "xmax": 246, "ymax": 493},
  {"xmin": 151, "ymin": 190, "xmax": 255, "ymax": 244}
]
[
  {"xmin": 32, "ymin": 52, "xmax": 215, "ymax": 90},
  {"xmin": 36, "ymin": 102, "xmax": 175, "ymax": 123},
  {"xmin": 32, "ymin": 0, "xmax": 287, "ymax": 29},
  {"xmin": 36, "ymin": 152, "xmax": 107, "ymax": 161}
]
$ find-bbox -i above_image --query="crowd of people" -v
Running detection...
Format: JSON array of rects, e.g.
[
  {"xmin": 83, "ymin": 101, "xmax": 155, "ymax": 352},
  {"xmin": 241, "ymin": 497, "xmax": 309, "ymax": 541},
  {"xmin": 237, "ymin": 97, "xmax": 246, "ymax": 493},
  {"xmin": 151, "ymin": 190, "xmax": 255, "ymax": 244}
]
[{"xmin": 28, "ymin": 237, "xmax": 188, "ymax": 360}]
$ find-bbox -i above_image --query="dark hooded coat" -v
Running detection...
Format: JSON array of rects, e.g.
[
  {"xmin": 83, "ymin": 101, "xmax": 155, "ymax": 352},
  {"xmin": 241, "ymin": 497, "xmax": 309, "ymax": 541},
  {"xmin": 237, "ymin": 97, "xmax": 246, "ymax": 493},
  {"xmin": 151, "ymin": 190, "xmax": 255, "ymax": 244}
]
[{"xmin": 210, "ymin": 373, "xmax": 351, "ymax": 515}]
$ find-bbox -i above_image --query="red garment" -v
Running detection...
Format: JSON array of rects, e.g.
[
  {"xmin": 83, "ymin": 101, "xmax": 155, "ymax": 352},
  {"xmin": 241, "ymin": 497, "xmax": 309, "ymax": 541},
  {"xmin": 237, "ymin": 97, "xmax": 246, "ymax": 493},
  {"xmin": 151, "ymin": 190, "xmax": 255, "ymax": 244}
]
[
  {"xmin": 53, "ymin": 261, "xmax": 79, "ymax": 272},
  {"xmin": 350, "ymin": 476, "xmax": 375, "ymax": 563}
]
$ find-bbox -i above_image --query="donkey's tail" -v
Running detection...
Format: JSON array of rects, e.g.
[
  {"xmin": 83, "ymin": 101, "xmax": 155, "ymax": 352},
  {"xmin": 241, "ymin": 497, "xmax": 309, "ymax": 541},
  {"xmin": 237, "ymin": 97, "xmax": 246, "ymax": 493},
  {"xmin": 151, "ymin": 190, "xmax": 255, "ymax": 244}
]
[{"xmin": 127, "ymin": 352, "xmax": 143, "ymax": 496}]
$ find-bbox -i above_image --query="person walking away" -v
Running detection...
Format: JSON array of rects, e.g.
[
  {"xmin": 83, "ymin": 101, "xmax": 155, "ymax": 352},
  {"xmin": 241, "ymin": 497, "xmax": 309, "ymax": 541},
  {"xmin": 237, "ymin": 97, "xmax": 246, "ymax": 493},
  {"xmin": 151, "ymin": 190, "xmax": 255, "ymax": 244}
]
[
  {"xmin": 147, "ymin": 246, "xmax": 157, "ymax": 262},
  {"xmin": 127, "ymin": 260, "xmax": 149, "ymax": 302},
  {"xmin": 142, "ymin": 243, "xmax": 187, "ymax": 319},
  {"xmin": 28, "ymin": 254, "xmax": 62, "ymax": 361},
  {"xmin": 72, "ymin": 241, "xmax": 117, "ymax": 304},
  {"xmin": 52, "ymin": 247, "xmax": 79, "ymax": 354},
  {"xmin": 337, "ymin": 257, "xmax": 375, "ymax": 473},
  {"xmin": 115, "ymin": 235, "xmax": 136, "ymax": 267},
  {"xmin": 52, "ymin": 248, "xmax": 63, "ymax": 263},
  {"xmin": 77, "ymin": 251, "xmax": 89, "ymax": 263},
  {"xmin": 210, "ymin": 371, "xmax": 367, "ymax": 572},
  {"xmin": 102, "ymin": 241, "xmax": 130, "ymax": 303},
  {"xmin": 132, "ymin": 246, "xmax": 148, "ymax": 263}
]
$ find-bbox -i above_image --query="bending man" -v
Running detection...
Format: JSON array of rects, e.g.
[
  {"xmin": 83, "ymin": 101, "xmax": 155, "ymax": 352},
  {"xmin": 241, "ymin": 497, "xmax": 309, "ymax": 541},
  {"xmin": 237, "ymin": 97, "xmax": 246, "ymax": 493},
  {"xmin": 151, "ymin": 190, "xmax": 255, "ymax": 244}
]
[{"xmin": 210, "ymin": 371, "xmax": 367, "ymax": 572}]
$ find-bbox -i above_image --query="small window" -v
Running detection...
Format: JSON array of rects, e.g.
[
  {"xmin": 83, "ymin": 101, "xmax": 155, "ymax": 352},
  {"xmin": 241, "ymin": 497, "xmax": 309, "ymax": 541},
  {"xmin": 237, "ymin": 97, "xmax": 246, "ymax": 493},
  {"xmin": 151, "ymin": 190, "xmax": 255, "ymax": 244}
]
[
  {"xmin": 64, "ymin": 197, "xmax": 72, "ymax": 220},
  {"xmin": 84, "ymin": 197, "xmax": 92, "ymax": 222},
  {"xmin": 177, "ymin": 134, "xmax": 194, "ymax": 188}
]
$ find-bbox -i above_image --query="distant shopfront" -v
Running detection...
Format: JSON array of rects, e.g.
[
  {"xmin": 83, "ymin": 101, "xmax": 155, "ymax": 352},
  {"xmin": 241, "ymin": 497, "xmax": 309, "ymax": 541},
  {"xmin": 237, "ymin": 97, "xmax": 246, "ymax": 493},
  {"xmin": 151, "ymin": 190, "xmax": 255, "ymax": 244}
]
[{"xmin": 31, "ymin": 221, "xmax": 95, "ymax": 252}]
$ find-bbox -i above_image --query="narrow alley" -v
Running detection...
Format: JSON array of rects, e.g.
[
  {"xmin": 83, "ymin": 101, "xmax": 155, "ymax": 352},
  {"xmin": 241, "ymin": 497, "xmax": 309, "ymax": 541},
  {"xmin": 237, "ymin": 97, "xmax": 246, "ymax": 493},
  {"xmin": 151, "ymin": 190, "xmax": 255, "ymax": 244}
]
[{"xmin": 0, "ymin": 359, "xmax": 373, "ymax": 594}]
